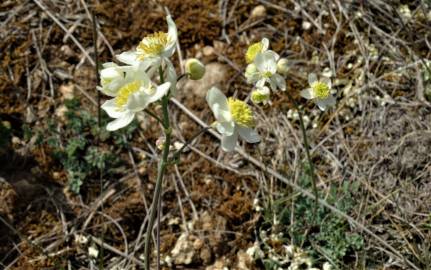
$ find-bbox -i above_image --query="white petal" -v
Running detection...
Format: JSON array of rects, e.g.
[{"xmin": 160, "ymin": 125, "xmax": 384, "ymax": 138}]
[
  {"xmin": 161, "ymin": 16, "xmax": 177, "ymax": 57},
  {"xmin": 106, "ymin": 111, "xmax": 135, "ymax": 131},
  {"xmin": 256, "ymin": 86, "xmax": 270, "ymax": 95},
  {"xmin": 213, "ymin": 103, "xmax": 232, "ymax": 123},
  {"xmin": 100, "ymin": 67, "xmax": 121, "ymax": 80},
  {"xmin": 116, "ymin": 51, "xmax": 139, "ymax": 66},
  {"xmin": 165, "ymin": 59, "xmax": 177, "ymax": 94},
  {"xmin": 255, "ymin": 51, "xmax": 277, "ymax": 73},
  {"xmin": 140, "ymin": 57, "xmax": 160, "ymax": 72},
  {"xmin": 316, "ymin": 96, "xmax": 336, "ymax": 111},
  {"xmin": 308, "ymin": 73, "xmax": 317, "ymax": 85},
  {"xmin": 261, "ymin": 38, "xmax": 269, "ymax": 51},
  {"xmin": 167, "ymin": 15, "xmax": 178, "ymax": 45},
  {"xmin": 221, "ymin": 129, "xmax": 238, "ymax": 152},
  {"xmin": 266, "ymin": 50, "xmax": 280, "ymax": 61},
  {"xmin": 101, "ymin": 99, "xmax": 127, "ymax": 118},
  {"xmin": 300, "ymin": 88, "xmax": 313, "ymax": 99},
  {"xmin": 238, "ymin": 126, "xmax": 260, "ymax": 143},
  {"xmin": 215, "ymin": 121, "xmax": 235, "ymax": 136},
  {"xmin": 245, "ymin": 63, "xmax": 258, "ymax": 83},
  {"xmin": 256, "ymin": 78, "xmax": 266, "ymax": 88},
  {"xmin": 139, "ymin": 71, "xmax": 151, "ymax": 86},
  {"xmin": 148, "ymin": 82, "xmax": 171, "ymax": 103},
  {"xmin": 268, "ymin": 78, "xmax": 277, "ymax": 91},
  {"xmin": 254, "ymin": 52, "xmax": 266, "ymax": 71},
  {"xmin": 102, "ymin": 62, "xmax": 117, "ymax": 68},
  {"xmin": 127, "ymin": 91, "xmax": 149, "ymax": 112},
  {"xmin": 101, "ymin": 80, "xmax": 123, "ymax": 97},
  {"xmin": 273, "ymin": 74, "xmax": 286, "ymax": 91},
  {"xmin": 315, "ymin": 100, "xmax": 327, "ymax": 111},
  {"xmin": 321, "ymin": 76, "xmax": 331, "ymax": 88},
  {"xmin": 206, "ymin": 87, "xmax": 229, "ymax": 115}
]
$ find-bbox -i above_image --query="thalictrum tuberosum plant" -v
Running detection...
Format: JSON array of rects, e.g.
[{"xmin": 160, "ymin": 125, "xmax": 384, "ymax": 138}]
[{"xmin": 97, "ymin": 14, "xmax": 336, "ymax": 270}]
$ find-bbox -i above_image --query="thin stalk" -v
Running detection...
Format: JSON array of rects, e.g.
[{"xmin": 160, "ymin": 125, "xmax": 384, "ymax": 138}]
[
  {"xmin": 144, "ymin": 66, "xmax": 171, "ymax": 270},
  {"xmin": 176, "ymin": 73, "xmax": 189, "ymax": 82},
  {"xmin": 91, "ymin": 11, "xmax": 101, "ymax": 128},
  {"xmin": 285, "ymin": 92, "xmax": 319, "ymax": 221}
]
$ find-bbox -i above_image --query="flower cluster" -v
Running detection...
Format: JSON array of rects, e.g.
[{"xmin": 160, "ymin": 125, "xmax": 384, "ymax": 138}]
[
  {"xmin": 244, "ymin": 38, "xmax": 336, "ymax": 111},
  {"xmin": 245, "ymin": 38, "xmax": 287, "ymax": 104},
  {"xmin": 98, "ymin": 15, "xmax": 336, "ymax": 151},
  {"xmin": 98, "ymin": 16, "xmax": 178, "ymax": 131}
]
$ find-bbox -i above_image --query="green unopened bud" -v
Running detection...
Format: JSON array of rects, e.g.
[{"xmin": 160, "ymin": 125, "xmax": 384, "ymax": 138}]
[
  {"xmin": 251, "ymin": 87, "xmax": 270, "ymax": 104},
  {"xmin": 185, "ymin": 58, "xmax": 205, "ymax": 80},
  {"xmin": 276, "ymin": 58, "xmax": 289, "ymax": 75}
]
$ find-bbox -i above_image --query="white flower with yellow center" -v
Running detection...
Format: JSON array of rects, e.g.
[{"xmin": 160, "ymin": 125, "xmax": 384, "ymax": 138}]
[
  {"xmin": 245, "ymin": 51, "xmax": 286, "ymax": 91},
  {"xmin": 116, "ymin": 16, "xmax": 178, "ymax": 93},
  {"xmin": 101, "ymin": 70, "xmax": 171, "ymax": 131},
  {"xmin": 245, "ymin": 38, "xmax": 269, "ymax": 64},
  {"xmin": 206, "ymin": 87, "xmax": 260, "ymax": 152},
  {"xmin": 300, "ymin": 73, "xmax": 336, "ymax": 111}
]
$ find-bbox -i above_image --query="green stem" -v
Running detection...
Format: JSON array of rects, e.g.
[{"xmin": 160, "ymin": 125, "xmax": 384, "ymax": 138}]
[
  {"xmin": 144, "ymin": 66, "xmax": 171, "ymax": 270},
  {"xmin": 176, "ymin": 73, "xmax": 189, "ymax": 82},
  {"xmin": 144, "ymin": 109, "xmax": 163, "ymax": 125},
  {"xmin": 285, "ymin": 92, "xmax": 319, "ymax": 221}
]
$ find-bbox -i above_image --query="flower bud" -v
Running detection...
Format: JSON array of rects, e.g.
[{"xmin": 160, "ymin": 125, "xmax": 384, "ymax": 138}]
[
  {"xmin": 251, "ymin": 87, "xmax": 270, "ymax": 104},
  {"xmin": 276, "ymin": 58, "xmax": 289, "ymax": 75},
  {"xmin": 185, "ymin": 58, "xmax": 205, "ymax": 80}
]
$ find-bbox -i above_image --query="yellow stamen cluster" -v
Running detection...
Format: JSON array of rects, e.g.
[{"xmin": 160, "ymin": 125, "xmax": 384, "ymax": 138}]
[
  {"xmin": 245, "ymin": 42, "xmax": 263, "ymax": 64},
  {"xmin": 227, "ymin": 98, "xmax": 255, "ymax": 128},
  {"xmin": 311, "ymin": 81, "xmax": 330, "ymax": 99},
  {"xmin": 115, "ymin": 80, "xmax": 141, "ymax": 108},
  {"xmin": 137, "ymin": 32, "xmax": 169, "ymax": 59}
]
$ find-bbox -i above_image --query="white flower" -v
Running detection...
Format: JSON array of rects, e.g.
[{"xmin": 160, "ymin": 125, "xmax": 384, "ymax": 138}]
[
  {"xmin": 251, "ymin": 86, "xmax": 270, "ymax": 104},
  {"xmin": 116, "ymin": 15, "xmax": 177, "ymax": 67},
  {"xmin": 116, "ymin": 16, "xmax": 178, "ymax": 93},
  {"xmin": 300, "ymin": 73, "xmax": 336, "ymax": 111},
  {"xmin": 101, "ymin": 70, "xmax": 171, "ymax": 131},
  {"xmin": 245, "ymin": 38, "xmax": 269, "ymax": 64},
  {"xmin": 246, "ymin": 51, "xmax": 286, "ymax": 91},
  {"xmin": 206, "ymin": 87, "xmax": 260, "ymax": 152}
]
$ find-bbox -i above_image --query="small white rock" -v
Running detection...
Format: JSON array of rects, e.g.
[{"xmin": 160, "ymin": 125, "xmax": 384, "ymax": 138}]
[
  {"xmin": 251, "ymin": 5, "xmax": 266, "ymax": 18},
  {"xmin": 88, "ymin": 245, "xmax": 99, "ymax": 258},
  {"xmin": 302, "ymin": 21, "xmax": 312, "ymax": 30}
]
